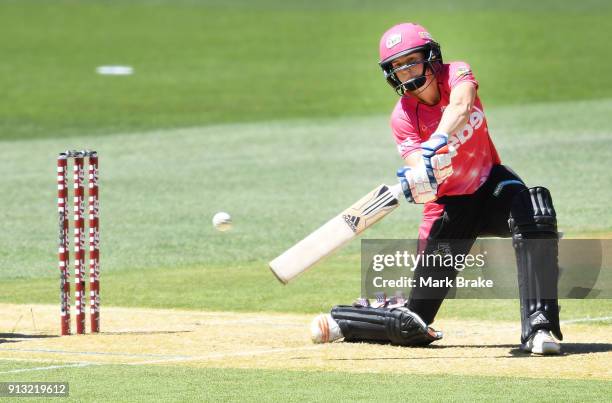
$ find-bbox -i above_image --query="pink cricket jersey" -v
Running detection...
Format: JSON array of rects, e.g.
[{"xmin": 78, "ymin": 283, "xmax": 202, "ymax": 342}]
[{"xmin": 389, "ymin": 61, "xmax": 501, "ymax": 239}]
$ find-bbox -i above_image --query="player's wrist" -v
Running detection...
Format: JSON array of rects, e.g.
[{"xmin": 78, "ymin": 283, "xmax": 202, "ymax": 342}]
[{"xmin": 431, "ymin": 131, "xmax": 449, "ymax": 140}]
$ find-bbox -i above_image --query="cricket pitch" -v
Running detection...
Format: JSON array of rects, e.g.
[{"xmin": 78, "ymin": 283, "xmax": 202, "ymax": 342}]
[{"xmin": 0, "ymin": 304, "xmax": 610, "ymax": 380}]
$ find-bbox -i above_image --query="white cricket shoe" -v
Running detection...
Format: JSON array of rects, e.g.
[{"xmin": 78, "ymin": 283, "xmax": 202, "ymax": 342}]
[
  {"xmin": 310, "ymin": 314, "xmax": 343, "ymax": 343},
  {"xmin": 522, "ymin": 330, "xmax": 561, "ymax": 355}
]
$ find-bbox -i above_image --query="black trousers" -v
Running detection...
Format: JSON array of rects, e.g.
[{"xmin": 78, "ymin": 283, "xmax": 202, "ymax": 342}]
[{"xmin": 408, "ymin": 164, "xmax": 527, "ymax": 324}]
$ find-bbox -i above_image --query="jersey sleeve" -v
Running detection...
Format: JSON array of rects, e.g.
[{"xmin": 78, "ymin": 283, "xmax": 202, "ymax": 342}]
[
  {"xmin": 390, "ymin": 105, "xmax": 421, "ymax": 159},
  {"xmin": 448, "ymin": 61, "xmax": 479, "ymax": 90}
]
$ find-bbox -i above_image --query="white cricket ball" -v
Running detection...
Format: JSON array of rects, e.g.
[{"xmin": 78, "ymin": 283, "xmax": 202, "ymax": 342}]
[{"xmin": 212, "ymin": 212, "xmax": 232, "ymax": 232}]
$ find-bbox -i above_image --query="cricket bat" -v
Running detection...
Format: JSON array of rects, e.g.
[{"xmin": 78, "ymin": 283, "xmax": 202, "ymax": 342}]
[{"xmin": 269, "ymin": 183, "xmax": 403, "ymax": 284}]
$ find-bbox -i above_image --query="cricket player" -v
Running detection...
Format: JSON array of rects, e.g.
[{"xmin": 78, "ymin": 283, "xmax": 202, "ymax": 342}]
[{"xmin": 311, "ymin": 23, "xmax": 562, "ymax": 354}]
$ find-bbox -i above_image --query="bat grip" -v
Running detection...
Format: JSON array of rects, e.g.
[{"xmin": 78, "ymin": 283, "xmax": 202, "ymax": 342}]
[{"xmin": 389, "ymin": 183, "xmax": 403, "ymax": 201}]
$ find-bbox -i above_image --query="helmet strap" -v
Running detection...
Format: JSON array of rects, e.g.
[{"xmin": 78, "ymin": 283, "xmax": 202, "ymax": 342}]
[{"xmin": 398, "ymin": 63, "xmax": 433, "ymax": 95}]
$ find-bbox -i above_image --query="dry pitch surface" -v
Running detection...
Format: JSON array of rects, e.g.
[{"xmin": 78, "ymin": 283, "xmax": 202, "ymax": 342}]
[{"xmin": 0, "ymin": 304, "xmax": 610, "ymax": 380}]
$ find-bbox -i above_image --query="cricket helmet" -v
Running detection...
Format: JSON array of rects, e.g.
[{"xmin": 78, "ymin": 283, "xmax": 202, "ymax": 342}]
[{"xmin": 378, "ymin": 23, "xmax": 442, "ymax": 95}]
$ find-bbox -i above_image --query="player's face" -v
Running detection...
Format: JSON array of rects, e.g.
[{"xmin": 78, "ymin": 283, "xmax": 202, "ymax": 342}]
[{"xmin": 390, "ymin": 52, "xmax": 427, "ymax": 82}]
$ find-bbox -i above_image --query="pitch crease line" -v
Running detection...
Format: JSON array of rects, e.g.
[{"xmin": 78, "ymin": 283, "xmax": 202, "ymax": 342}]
[
  {"xmin": 0, "ymin": 347, "xmax": 189, "ymax": 359},
  {"xmin": 129, "ymin": 345, "xmax": 324, "ymax": 366},
  {"xmin": 561, "ymin": 316, "xmax": 612, "ymax": 324},
  {"xmin": 0, "ymin": 357, "xmax": 94, "ymax": 364},
  {"xmin": 0, "ymin": 362, "xmax": 97, "ymax": 374}
]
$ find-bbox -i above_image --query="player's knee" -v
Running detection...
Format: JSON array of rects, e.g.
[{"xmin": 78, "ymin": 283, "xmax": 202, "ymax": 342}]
[{"xmin": 508, "ymin": 186, "xmax": 557, "ymax": 238}]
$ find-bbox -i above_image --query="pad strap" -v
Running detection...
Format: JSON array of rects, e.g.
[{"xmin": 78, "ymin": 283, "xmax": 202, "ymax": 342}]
[{"xmin": 331, "ymin": 305, "xmax": 442, "ymax": 346}]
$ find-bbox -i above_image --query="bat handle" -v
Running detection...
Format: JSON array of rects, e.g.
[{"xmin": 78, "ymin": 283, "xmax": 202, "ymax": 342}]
[{"xmin": 389, "ymin": 183, "xmax": 403, "ymax": 201}]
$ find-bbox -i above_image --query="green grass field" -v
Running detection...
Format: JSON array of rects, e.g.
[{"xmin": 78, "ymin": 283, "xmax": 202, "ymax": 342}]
[
  {"xmin": 1, "ymin": 0, "xmax": 611, "ymax": 140},
  {"xmin": 1, "ymin": 0, "xmax": 611, "ymax": 401},
  {"xmin": 0, "ymin": 364, "xmax": 610, "ymax": 402}
]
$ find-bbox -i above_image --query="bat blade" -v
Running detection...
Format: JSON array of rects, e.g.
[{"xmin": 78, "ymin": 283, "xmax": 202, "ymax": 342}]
[{"xmin": 269, "ymin": 183, "xmax": 402, "ymax": 284}]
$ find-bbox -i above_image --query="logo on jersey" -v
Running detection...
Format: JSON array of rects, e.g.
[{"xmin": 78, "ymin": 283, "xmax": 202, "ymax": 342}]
[
  {"xmin": 397, "ymin": 138, "xmax": 415, "ymax": 156},
  {"xmin": 386, "ymin": 33, "xmax": 402, "ymax": 49},
  {"xmin": 456, "ymin": 66, "xmax": 471, "ymax": 78},
  {"xmin": 449, "ymin": 106, "xmax": 485, "ymax": 150}
]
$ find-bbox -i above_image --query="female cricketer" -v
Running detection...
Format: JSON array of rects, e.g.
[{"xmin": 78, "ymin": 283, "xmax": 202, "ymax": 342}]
[{"xmin": 311, "ymin": 23, "xmax": 562, "ymax": 355}]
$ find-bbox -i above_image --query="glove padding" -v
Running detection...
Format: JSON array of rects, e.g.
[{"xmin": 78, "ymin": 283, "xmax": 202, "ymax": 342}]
[
  {"xmin": 397, "ymin": 165, "xmax": 436, "ymax": 204},
  {"xmin": 422, "ymin": 133, "xmax": 456, "ymax": 185},
  {"xmin": 396, "ymin": 132, "xmax": 456, "ymax": 204}
]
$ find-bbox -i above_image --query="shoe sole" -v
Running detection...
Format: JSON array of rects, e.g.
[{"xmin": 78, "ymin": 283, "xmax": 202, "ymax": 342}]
[
  {"xmin": 522, "ymin": 340, "xmax": 561, "ymax": 355},
  {"xmin": 532, "ymin": 340, "xmax": 561, "ymax": 355}
]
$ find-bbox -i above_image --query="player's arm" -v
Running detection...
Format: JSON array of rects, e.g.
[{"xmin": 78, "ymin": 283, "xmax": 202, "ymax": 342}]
[
  {"xmin": 435, "ymin": 81, "xmax": 477, "ymax": 135},
  {"xmin": 399, "ymin": 82, "xmax": 476, "ymax": 169},
  {"xmin": 403, "ymin": 151, "xmax": 424, "ymax": 169},
  {"xmin": 397, "ymin": 83, "xmax": 475, "ymax": 203}
]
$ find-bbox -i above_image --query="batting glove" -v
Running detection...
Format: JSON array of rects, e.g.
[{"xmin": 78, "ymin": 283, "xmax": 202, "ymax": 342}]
[
  {"xmin": 421, "ymin": 133, "xmax": 457, "ymax": 185},
  {"xmin": 396, "ymin": 165, "xmax": 437, "ymax": 204}
]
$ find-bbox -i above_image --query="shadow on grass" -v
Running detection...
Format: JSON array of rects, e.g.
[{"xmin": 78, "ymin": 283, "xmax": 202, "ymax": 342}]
[
  {"xmin": 313, "ymin": 342, "xmax": 612, "ymax": 360},
  {"xmin": 509, "ymin": 343, "xmax": 612, "ymax": 357},
  {"xmin": 0, "ymin": 333, "xmax": 58, "ymax": 344}
]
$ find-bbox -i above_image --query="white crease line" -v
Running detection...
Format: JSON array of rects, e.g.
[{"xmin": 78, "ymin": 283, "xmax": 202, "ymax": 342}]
[
  {"xmin": 194, "ymin": 320, "xmax": 303, "ymax": 328},
  {"xmin": 561, "ymin": 316, "xmax": 612, "ymax": 324},
  {"xmin": 0, "ymin": 362, "xmax": 97, "ymax": 374},
  {"xmin": 0, "ymin": 346, "xmax": 325, "ymax": 371},
  {"xmin": 0, "ymin": 356, "xmax": 87, "ymax": 364},
  {"xmin": 0, "ymin": 347, "xmax": 189, "ymax": 359},
  {"xmin": 129, "ymin": 345, "xmax": 323, "ymax": 366}
]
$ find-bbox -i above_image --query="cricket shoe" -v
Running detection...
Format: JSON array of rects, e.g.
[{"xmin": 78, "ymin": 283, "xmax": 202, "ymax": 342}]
[
  {"xmin": 522, "ymin": 330, "xmax": 561, "ymax": 355},
  {"xmin": 310, "ymin": 314, "xmax": 343, "ymax": 343}
]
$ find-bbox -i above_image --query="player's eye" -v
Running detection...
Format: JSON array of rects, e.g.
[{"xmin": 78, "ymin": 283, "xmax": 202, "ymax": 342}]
[{"xmin": 393, "ymin": 63, "xmax": 414, "ymax": 74}]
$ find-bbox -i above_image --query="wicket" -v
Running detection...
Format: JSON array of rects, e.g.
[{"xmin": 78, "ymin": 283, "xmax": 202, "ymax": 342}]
[{"xmin": 57, "ymin": 150, "xmax": 100, "ymax": 335}]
